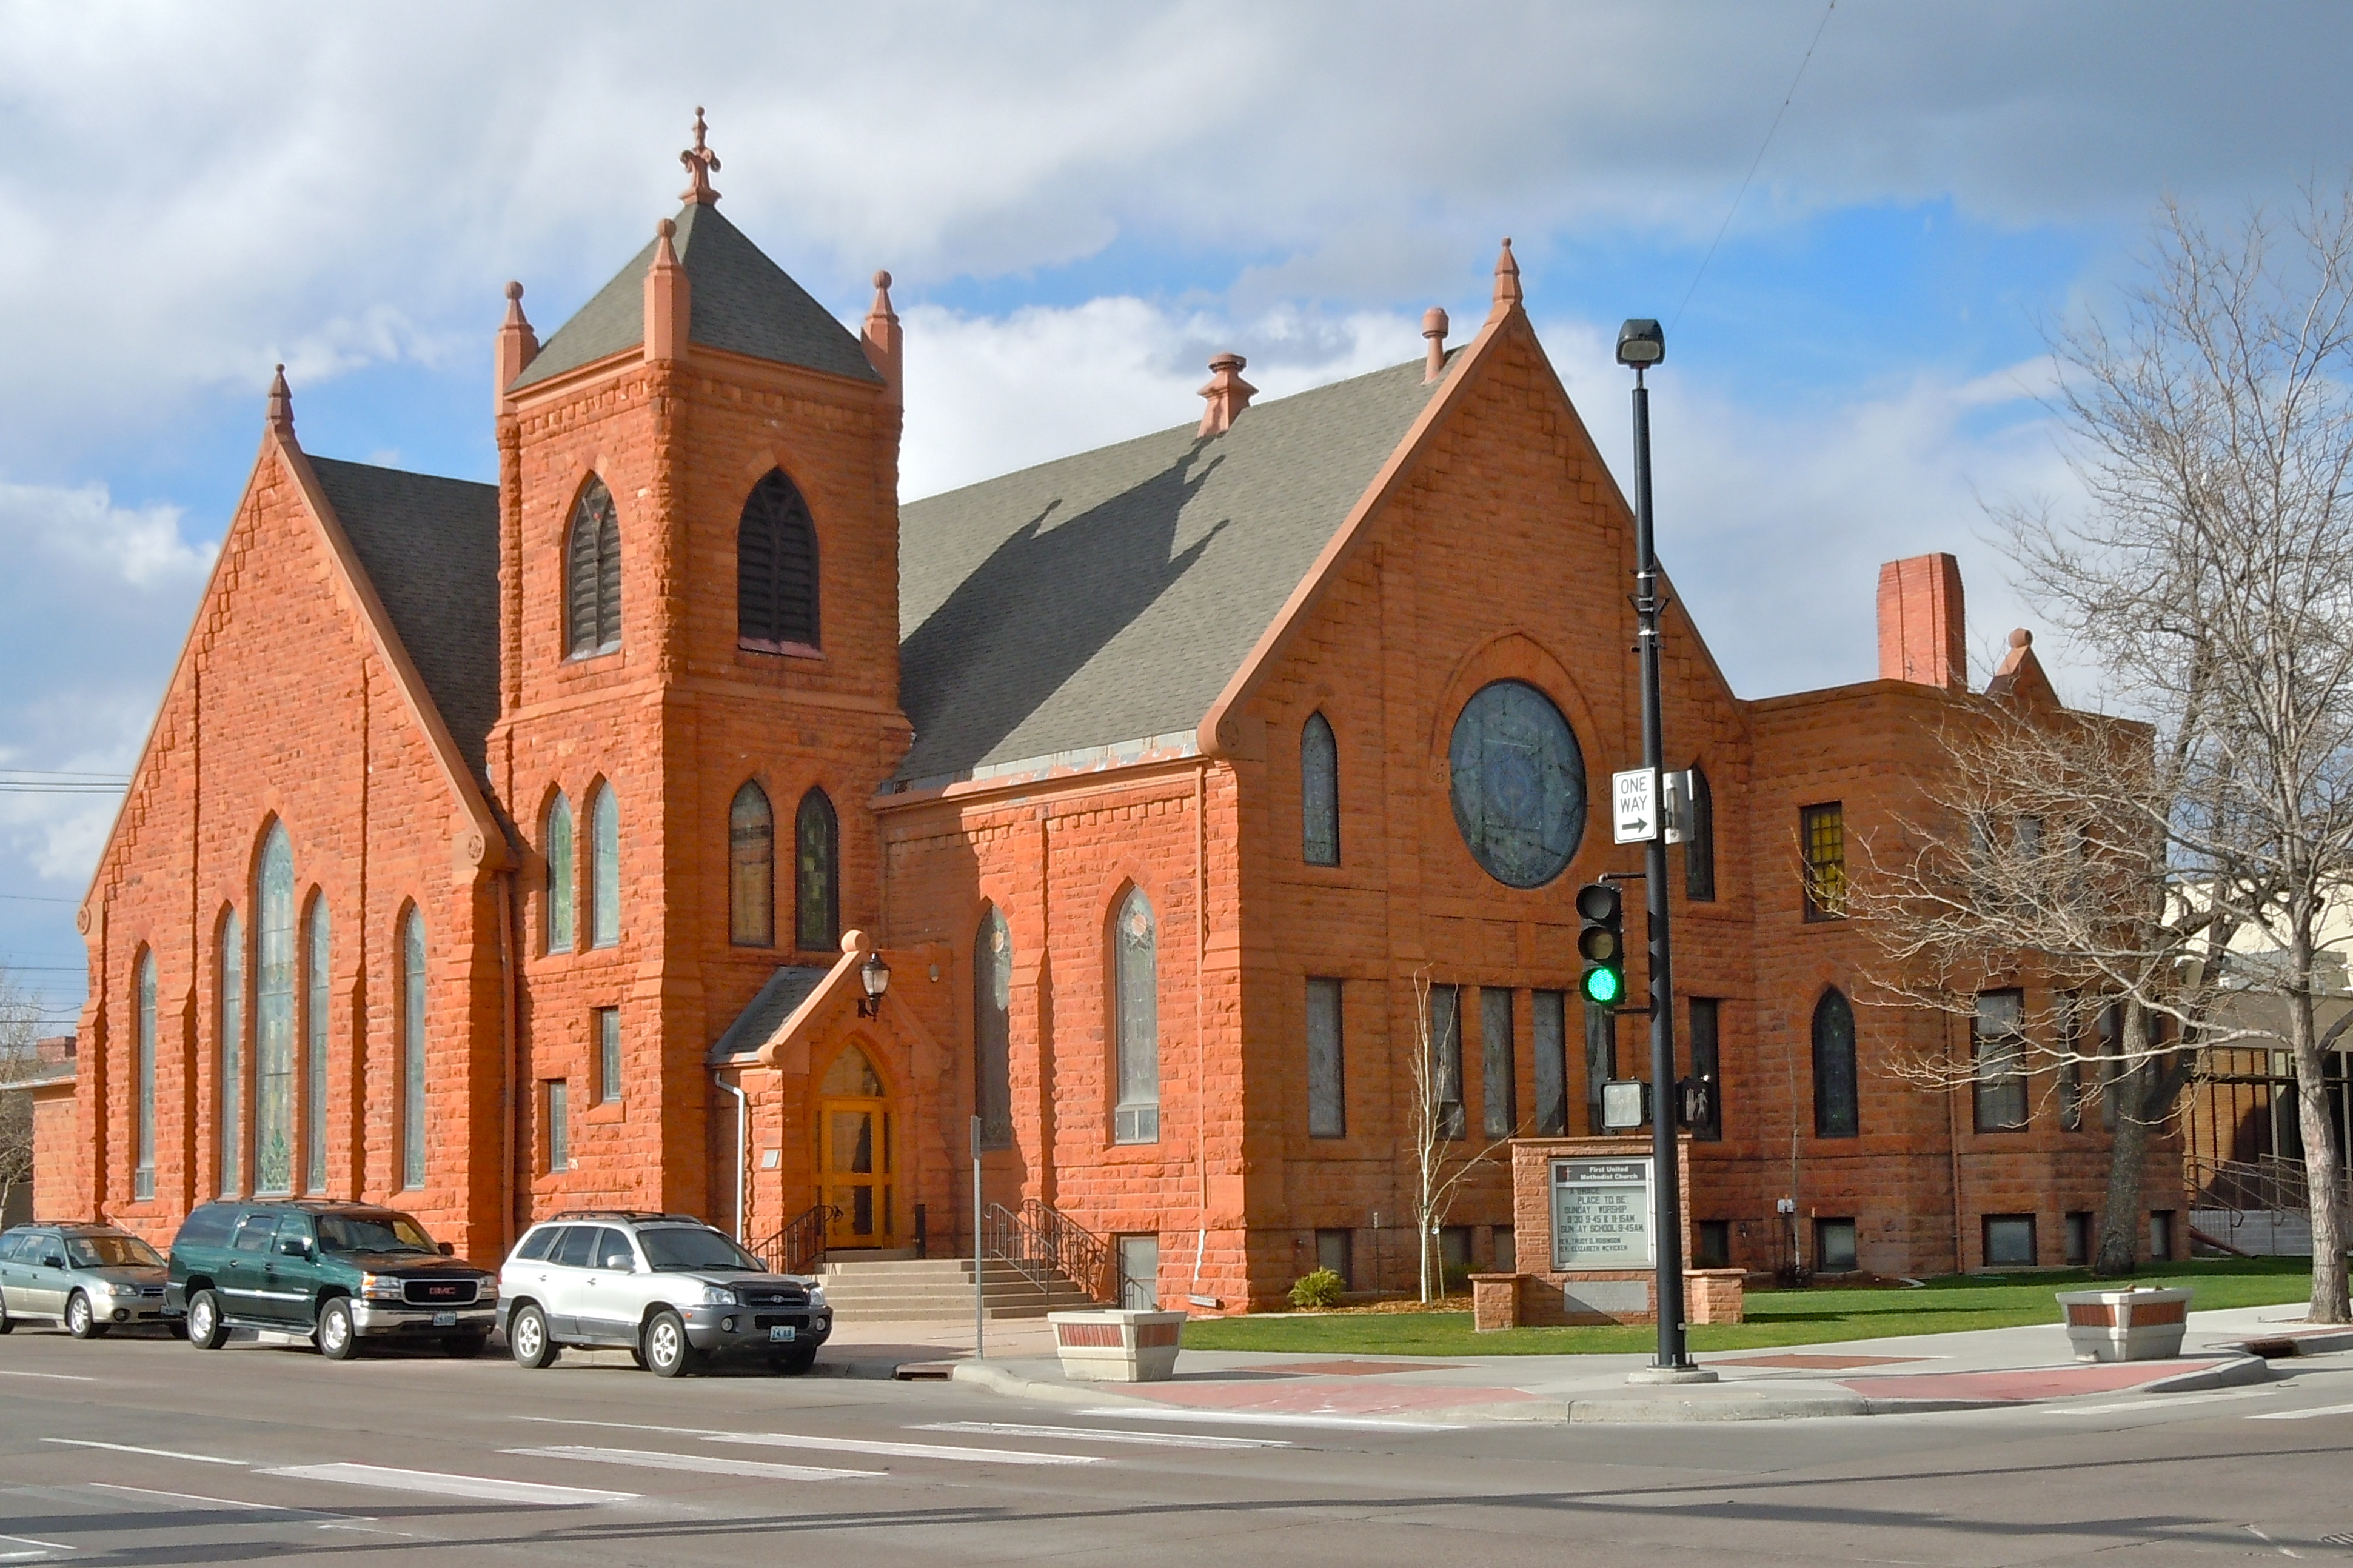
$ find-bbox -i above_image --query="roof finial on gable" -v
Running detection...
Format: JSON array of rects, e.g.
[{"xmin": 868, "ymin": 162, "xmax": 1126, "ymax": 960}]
[
  {"xmin": 495, "ymin": 281, "xmax": 539, "ymax": 412},
  {"xmin": 266, "ymin": 363, "xmax": 295, "ymax": 440},
  {"xmin": 863, "ymin": 269, "xmax": 903, "ymax": 403},
  {"xmin": 680, "ymin": 106, "xmax": 722, "ymax": 205},
  {"xmin": 1422, "ymin": 305, "xmax": 1450, "ymax": 382},
  {"xmin": 1491, "ymin": 238, "xmax": 1522, "ymax": 311}
]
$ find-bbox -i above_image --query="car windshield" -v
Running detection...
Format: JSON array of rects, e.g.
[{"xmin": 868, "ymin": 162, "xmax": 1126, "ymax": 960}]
[
  {"xmin": 638, "ymin": 1227, "xmax": 763, "ymax": 1272},
  {"xmin": 314, "ymin": 1212, "xmax": 437, "ymax": 1255},
  {"xmin": 66, "ymin": 1235, "xmax": 162, "ymax": 1269}
]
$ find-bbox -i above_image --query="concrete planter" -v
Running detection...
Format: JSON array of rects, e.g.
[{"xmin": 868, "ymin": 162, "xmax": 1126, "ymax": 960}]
[
  {"xmin": 1046, "ymin": 1309, "xmax": 1186, "ymax": 1381},
  {"xmin": 2057, "ymin": 1287, "xmax": 2194, "ymax": 1362}
]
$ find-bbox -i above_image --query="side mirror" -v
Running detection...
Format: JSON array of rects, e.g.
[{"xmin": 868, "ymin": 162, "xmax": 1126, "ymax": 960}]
[
  {"xmin": 437, "ymin": 1242, "xmax": 454, "ymax": 1257},
  {"xmin": 42, "ymin": 1255, "xmax": 65, "ymax": 1270},
  {"xmin": 277, "ymin": 1236, "xmax": 311, "ymax": 1258}
]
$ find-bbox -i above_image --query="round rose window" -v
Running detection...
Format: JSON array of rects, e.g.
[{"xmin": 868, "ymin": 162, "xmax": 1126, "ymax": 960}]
[{"xmin": 1447, "ymin": 679, "xmax": 1586, "ymax": 888}]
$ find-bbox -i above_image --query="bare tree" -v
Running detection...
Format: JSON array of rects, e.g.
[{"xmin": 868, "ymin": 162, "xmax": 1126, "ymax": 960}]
[
  {"xmin": 1872, "ymin": 184, "xmax": 2353, "ymax": 1319},
  {"xmin": 1404, "ymin": 969, "xmax": 1518, "ymax": 1303},
  {"xmin": 0, "ymin": 969, "xmax": 44, "ymax": 1220}
]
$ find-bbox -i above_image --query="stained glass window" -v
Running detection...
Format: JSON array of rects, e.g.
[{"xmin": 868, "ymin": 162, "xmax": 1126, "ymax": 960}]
[
  {"xmin": 565, "ymin": 478, "xmax": 621, "ymax": 658},
  {"xmin": 596, "ymin": 1007, "xmax": 621, "ymax": 1106},
  {"xmin": 1481, "ymin": 987, "xmax": 1516, "ymax": 1138},
  {"xmin": 729, "ymin": 781, "xmax": 774, "ymax": 947},
  {"xmin": 255, "ymin": 825, "xmax": 295, "ymax": 1195},
  {"xmin": 1113, "ymin": 889, "xmax": 1159, "ymax": 1144},
  {"xmin": 401, "ymin": 907, "xmax": 427, "ymax": 1189},
  {"xmin": 218, "ymin": 907, "xmax": 243, "ymax": 1196},
  {"xmin": 589, "ymin": 784, "xmax": 619, "ymax": 950},
  {"xmin": 1301, "ymin": 712, "xmax": 1339, "ymax": 866},
  {"xmin": 1427, "ymin": 983, "xmax": 1464, "ymax": 1141},
  {"xmin": 1802, "ymin": 802, "xmax": 1847, "ymax": 919},
  {"xmin": 544, "ymin": 793, "xmax": 574, "ymax": 954},
  {"xmin": 1812, "ymin": 987, "xmax": 1858, "ymax": 1138},
  {"xmin": 1307, "ymin": 977, "xmax": 1344, "ymax": 1138},
  {"xmin": 795, "ymin": 788, "xmax": 838, "ymax": 951},
  {"xmin": 305, "ymin": 896, "xmax": 330, "ymax": 1192},
  {"xmin": 737, "ymin": 469, "xmax": 820, "ymax": 652},
  {"xmin": 1684, "ymin": 766, "xmax": 1716, "ymax": 902},
  {"xmin": 1973, "ymin": 989, "xmax": 2029, "ymax": 1132},
  {"xmin": 976, "ymin": 907, "xmax": 1013, "ymax": 1148},
  {"xmin": 134, "ymin": 951, "xmax": 155, "ymax": 1200},
  {"xmin": 1532, "ymin": 989, "xmax": 1567, "ymax": 1136},
  {"xmin": 1448, "ymin": 680, "xmax": 1585, "ymax": 888}
]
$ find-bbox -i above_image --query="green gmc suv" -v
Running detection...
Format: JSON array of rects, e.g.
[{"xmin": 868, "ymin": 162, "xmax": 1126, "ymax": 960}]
[{"xmin": 166, "ymin": 1199, "xmax": 498, "ymax": 1359}]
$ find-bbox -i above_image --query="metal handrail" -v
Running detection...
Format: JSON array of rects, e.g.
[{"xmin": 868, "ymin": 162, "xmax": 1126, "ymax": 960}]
[
  {"xmin": 983, "ymin": 1198, "xmax": 1121, "ymax": 1305},
  {"xmin": 748, "ymin": 1203, "xmax": 840, "ymax": 1278}
]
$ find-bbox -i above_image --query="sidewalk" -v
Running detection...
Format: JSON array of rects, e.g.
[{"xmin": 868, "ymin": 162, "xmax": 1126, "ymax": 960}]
[{"xmin": 925, "ymin": 1304, "xmax": 2353, "ymax": 1424}]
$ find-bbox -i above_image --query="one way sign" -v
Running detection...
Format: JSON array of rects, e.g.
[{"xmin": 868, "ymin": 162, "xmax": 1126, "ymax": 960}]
[{"xmin": 1613, "ymin": 768, "xmax": 1657, "ymax": 844}]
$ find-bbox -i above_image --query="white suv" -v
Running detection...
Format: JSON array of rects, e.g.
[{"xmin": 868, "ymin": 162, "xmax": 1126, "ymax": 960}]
[{"xmin": 498, "ymin": 1212, "xmax": 832, "ymax": 1377}]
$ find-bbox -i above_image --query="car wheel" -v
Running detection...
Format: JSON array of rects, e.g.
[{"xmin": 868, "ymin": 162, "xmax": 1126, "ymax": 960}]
[
  {"xmin": 643, "ymin": 1309, "xmax": 695, "ymax": 1378},
  {"xmin": 186, "ymin": 1289, "xmax": 227, "ymax": 1350},
  {"xmin": 0, "ymin": 1298, "xmax": 13, "ymax": 1333},
  {"xmin": 443, "ymin": 1332, "xmax": 487, "ymax": 1359},
  {"xmin": 165, "ymin": 1318, "xmax": 188, "ymax": 1340},
  {"xmin": 508, "ymin": 1304, "xmax": 557, "ymax": 1369},
  {"xmin": 768, "ymin": 1343, "xmax": 818, "ymax": 1376},
  {"xmin": 316, "ymin": 1298, "xmax": 361, "ymax": 1361},
  {"xmin": 65, "ymin": 1291, "xmax": 109, "ymax": 1340}
]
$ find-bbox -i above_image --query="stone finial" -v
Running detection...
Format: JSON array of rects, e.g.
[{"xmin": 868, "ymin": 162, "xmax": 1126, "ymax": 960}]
[
  {"xmin": 679, "ymin": 107, "xmax": 722, "ymax": 205},
  {"xmin": 495, "ymin": 281, "xmax": 539, "ymax": 412},
  {"xmin": 644, "ymin": 217, "xmax": 690, "ymax": 362},
  {"xmin": 2009, "ymin": 627, "xmax": 2032, "ymax": 649},
  {"xmin": 863, "ymin": 269, "xmax": 903, "ymax": 404},
  {"xmin": 266, "ymin": 363, "xmax": 295, "ymax": 439},
  {"xmin": 1197, "ymin": 352, "xmax": 1258, "ymax": 438},
  {"xmin": 1422, "ymin": 305, "xmax": 1450, "ymax": 383},
  {"xmin": 1492, "ymin": 237, "xmax": 1522, "ymax": 310}
]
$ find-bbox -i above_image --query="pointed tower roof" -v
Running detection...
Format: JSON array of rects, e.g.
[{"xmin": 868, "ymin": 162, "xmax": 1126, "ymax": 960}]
[{"xmin": 510, "ymin": 201, "xmax": 882, "ymax": 390}]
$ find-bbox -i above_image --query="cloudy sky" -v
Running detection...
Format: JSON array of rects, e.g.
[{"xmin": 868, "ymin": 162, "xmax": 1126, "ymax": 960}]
[{"xmin": 1, "ymin": 0, "xmax": 2346, "ymax": 1027}]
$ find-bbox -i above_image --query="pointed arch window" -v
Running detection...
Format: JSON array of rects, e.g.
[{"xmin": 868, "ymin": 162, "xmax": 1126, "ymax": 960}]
[
  {"xmin": 1812, "ymin": 987, "xmax": 1859, "ymax": 1139},
  {"xmin": 400, "ymin": 907, "xmax": 427, "ymax": 1189},
  {"xmin": 1684, "ymin": 765, "xmax": 1716, "ymax": 902},
  {"xmin": 729, "ymin": 781, "xmax": 775, "ymax": 947},
  {"xmin": 304, "ymin": 895, "xmax": 330, "ymax": 1193},
  {"xmin": 587, "ymin": 783, "xmax": 620, "ymax": 950},
  {"xmin": 795, "ymin": 787, "xmax": 839, "ymax": 951},
  {"xmin": 565, "ymin": 478, "xmax": 621, "ymax": 658},
  {"xmin": 255, "ymin": 825, "xmax": 296, "ymax": 1195},
  {"xmin": 1302, "ymin": 712, "xmax": 1339, "ymax": 866},
  {"xmin": 133, "ymin": 950, "xmax": 156, "ymax": 1201},
  {"xmin": 738, "ymin": 469, "xmax": 820, "ymax": 652},
  {"xmin": 975, "ymin": 906, "xmax": 1013, "ymax": 1149},
  {"xmin": 544, "ymin": 792, "xmax": 575, "ymax": 954},
  {"xmin": 217, "ymin": 907, "xmax": 243, "ymax": 1196},
  {"xmin": 1113, "ymin": 888, "xmax": 1160, "ymax": 1144}
]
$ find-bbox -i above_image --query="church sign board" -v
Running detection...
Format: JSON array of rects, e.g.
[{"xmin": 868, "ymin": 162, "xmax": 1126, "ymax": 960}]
[{"xmin": 1550, "ymin": 1156, "xmax": 1655, "ymax": 1270}]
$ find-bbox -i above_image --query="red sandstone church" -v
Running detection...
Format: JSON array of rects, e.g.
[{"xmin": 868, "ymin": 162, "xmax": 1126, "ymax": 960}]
[{"xmin": 42, "ymin": 127, "xmax": 2180, "ymax": 1309}]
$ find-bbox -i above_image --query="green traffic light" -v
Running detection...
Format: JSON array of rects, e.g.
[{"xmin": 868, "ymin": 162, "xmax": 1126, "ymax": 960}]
[{"xmin": 1582, "ymin": 966, "xmax": 1623, "ymax": 1006}]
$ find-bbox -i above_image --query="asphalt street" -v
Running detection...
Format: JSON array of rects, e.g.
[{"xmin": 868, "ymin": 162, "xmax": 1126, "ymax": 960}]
[{"xmin": 2, "ymin": 1324, "xmax": 2351, "ymax": 1565}]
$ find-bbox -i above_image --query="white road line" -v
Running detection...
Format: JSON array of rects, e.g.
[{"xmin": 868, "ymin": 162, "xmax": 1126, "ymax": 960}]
[
  {"xmin": 0, "ymin": 1532, "xmax": 72, "ymax": 1552},
  {"xmin": 910, "ymin": 1421, "xmax": 1291, "ymax": 1450},
  {"xmin": 2041, "ymin": 1390, "xmax": 2275, "ymax": 1417},
  {"xmin": 502, "ymin": 1446, "xmax": 884, "ymax": 1482},
  {"xmin": 41, "ymin": 1438, "xmax": 248, "ymax": 1466},
  {"xmin": 2250, "ymin": 1401, "xmax": 2353, "ymax": 1421},
  {"xmin": 258, "ymin": 1464, "xmax": 637, "ymax": 1508},
  {"xmin": 512, "ymin": 1416, "xmax": 1103, "ymax": 1467},
  {"xmin": 1076, "ymin": 1406, "xmax": 1466, "ymax": 1432},
  {"xmin": 87, "ymin": 1481, "xmax": 346, "ymax": 1519},
  {"xmin": 0, "ymin": 1371, "xmax": 96, "ymax": 1383}
]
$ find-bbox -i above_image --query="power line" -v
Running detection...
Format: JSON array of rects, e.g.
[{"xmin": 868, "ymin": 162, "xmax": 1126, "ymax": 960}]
[
  {"xmin": 0, "ymin": 894, "xmax": 79, "ymax": 904},
  {"xmin": 1670, "ymin": 0, "xmax": 1836, "ymax": 330}
]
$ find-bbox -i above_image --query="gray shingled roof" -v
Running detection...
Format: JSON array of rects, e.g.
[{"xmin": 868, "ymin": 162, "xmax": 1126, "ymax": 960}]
[
  {"xmin": 895, "ymin": 354, "xmax": 1448, "ymax": 784},
  {"xmin": 308, "ymin": 457, "xmax": 501, "ymax": 783},
  {"xmin": 708, "ymin": 965, "xmax": 835, "ymax": 1064},
  {"xmin": 511, "ymin": 203, "xmax": 881, "ymax": 390}
]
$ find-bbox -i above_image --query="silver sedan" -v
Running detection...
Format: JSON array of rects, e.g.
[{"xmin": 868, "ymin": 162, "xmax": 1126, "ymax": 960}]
[{"xmin": 0, "ymin": 1224, "xmax": 175, "ymax": 1338}]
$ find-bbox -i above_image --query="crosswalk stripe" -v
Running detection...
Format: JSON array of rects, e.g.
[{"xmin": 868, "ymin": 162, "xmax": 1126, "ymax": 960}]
[
  {"xmin": 503, "ymin": 1446, "xmax": 884, "ymax": 1482},
  {"xmin": 42, "ymin": 1438, "xmax": 248, "ymax": 1465},
  {"xmin": 2249, "ymin": 1401, "xmax": 2353, "ymax": 1421},
  {"xmin": 2041, "ymin": 1390, "xmax": 2273, "ymax": 1417},
  {"xmin": 259, "ymin": 1463, "xmax": 637, "ymax": 1507},
  {"xmin": 512, "ymin": 1415, "xmax": 1104, "ymax": 1467},
  {"xmin": 1076, "ymin": 1406, "xmax": 1465, "ymax": 1432},
  {"xmin": 911, "ymin": 1421, "xmax": 1291, "ymax": 1450}
]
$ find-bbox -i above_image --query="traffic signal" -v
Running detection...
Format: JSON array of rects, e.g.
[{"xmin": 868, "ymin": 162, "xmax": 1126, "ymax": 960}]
[{"xmin": 1576, "ymin": 882, "xmax": 1625, "ymax": 1007}]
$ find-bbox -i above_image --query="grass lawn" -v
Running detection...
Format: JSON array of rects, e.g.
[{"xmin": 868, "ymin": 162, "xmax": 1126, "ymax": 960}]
[{"xmin": 1179, "ymin": 1257, "xmax": 2317, "ymax": 1356}]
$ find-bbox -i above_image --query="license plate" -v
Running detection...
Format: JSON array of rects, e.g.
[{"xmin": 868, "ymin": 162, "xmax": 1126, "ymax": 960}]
[
  {"xmin": 769, "ymin": 1325, "xmax": 796, "ymax": 1343},
  {"xmin": 432, "ymin": 1312, "xmax": 457, "ymax": 1327}
]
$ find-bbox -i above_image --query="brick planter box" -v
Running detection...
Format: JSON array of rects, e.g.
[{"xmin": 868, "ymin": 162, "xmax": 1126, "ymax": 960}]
[
  {"xmin": 1470, "ymin": 1268, "xmax": 1745, "ymax": 1330},
  {"xmin": 1047, "ymin": 1309, "xmax": 1186, "ymax": 1381},
  {"xmin": 2057, "ymin": 1287, "xmax": 2192, "ymax": 1362}
]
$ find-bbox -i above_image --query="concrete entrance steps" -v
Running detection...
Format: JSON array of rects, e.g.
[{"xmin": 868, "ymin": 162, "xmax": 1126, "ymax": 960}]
[{"xmin": 820, "ymin": 1256, "xmax": 1102, "ymax": 1321}]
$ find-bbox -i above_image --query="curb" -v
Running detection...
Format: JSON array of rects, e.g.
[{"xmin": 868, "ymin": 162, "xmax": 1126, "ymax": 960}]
[
  {"xmin": 2223, "ymin": 1328, "xmax": 2353, "ymax": 1359},
  {"xmin": 950, "ymin": 1359, "xmax": 1160, "ymax": 1409},
  {"xmin": 2135, "ymin": 1352, "xmax": 2272, "ymax": 1393}
]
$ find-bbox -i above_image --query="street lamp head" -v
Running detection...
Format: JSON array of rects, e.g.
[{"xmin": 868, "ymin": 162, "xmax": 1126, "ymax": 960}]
[
  {"xmin": 1616, "ymin": 318, "xmax": 1665, "ymax": 369},
  {"xmin": 857, "ymin": 950, "xmax": 892, "ymax": 1016}
]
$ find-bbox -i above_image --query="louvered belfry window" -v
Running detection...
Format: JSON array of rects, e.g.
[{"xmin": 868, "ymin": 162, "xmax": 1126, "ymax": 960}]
[
  {"xmin": 566, "ymin": 478, "xmax": 621, "ymax": 658},
  {"xmin": 738, "ymin": 469, "xmax": 820, "ymax": 652}
]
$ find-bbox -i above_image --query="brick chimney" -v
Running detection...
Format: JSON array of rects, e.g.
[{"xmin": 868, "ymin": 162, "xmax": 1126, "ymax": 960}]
[
  {"xmin": 1876, "ymin": 553, "xmax": 1967, "ymax": 691},
  {"xmin": 1197, "ymin": 352, "xmax": 1256, "ymax": 438}
]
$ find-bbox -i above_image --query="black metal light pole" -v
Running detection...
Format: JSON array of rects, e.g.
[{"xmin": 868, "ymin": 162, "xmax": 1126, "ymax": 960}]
[{"xmin": 1616, "ymin": 318, "xmax": 1703, "ymax": 1379}]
